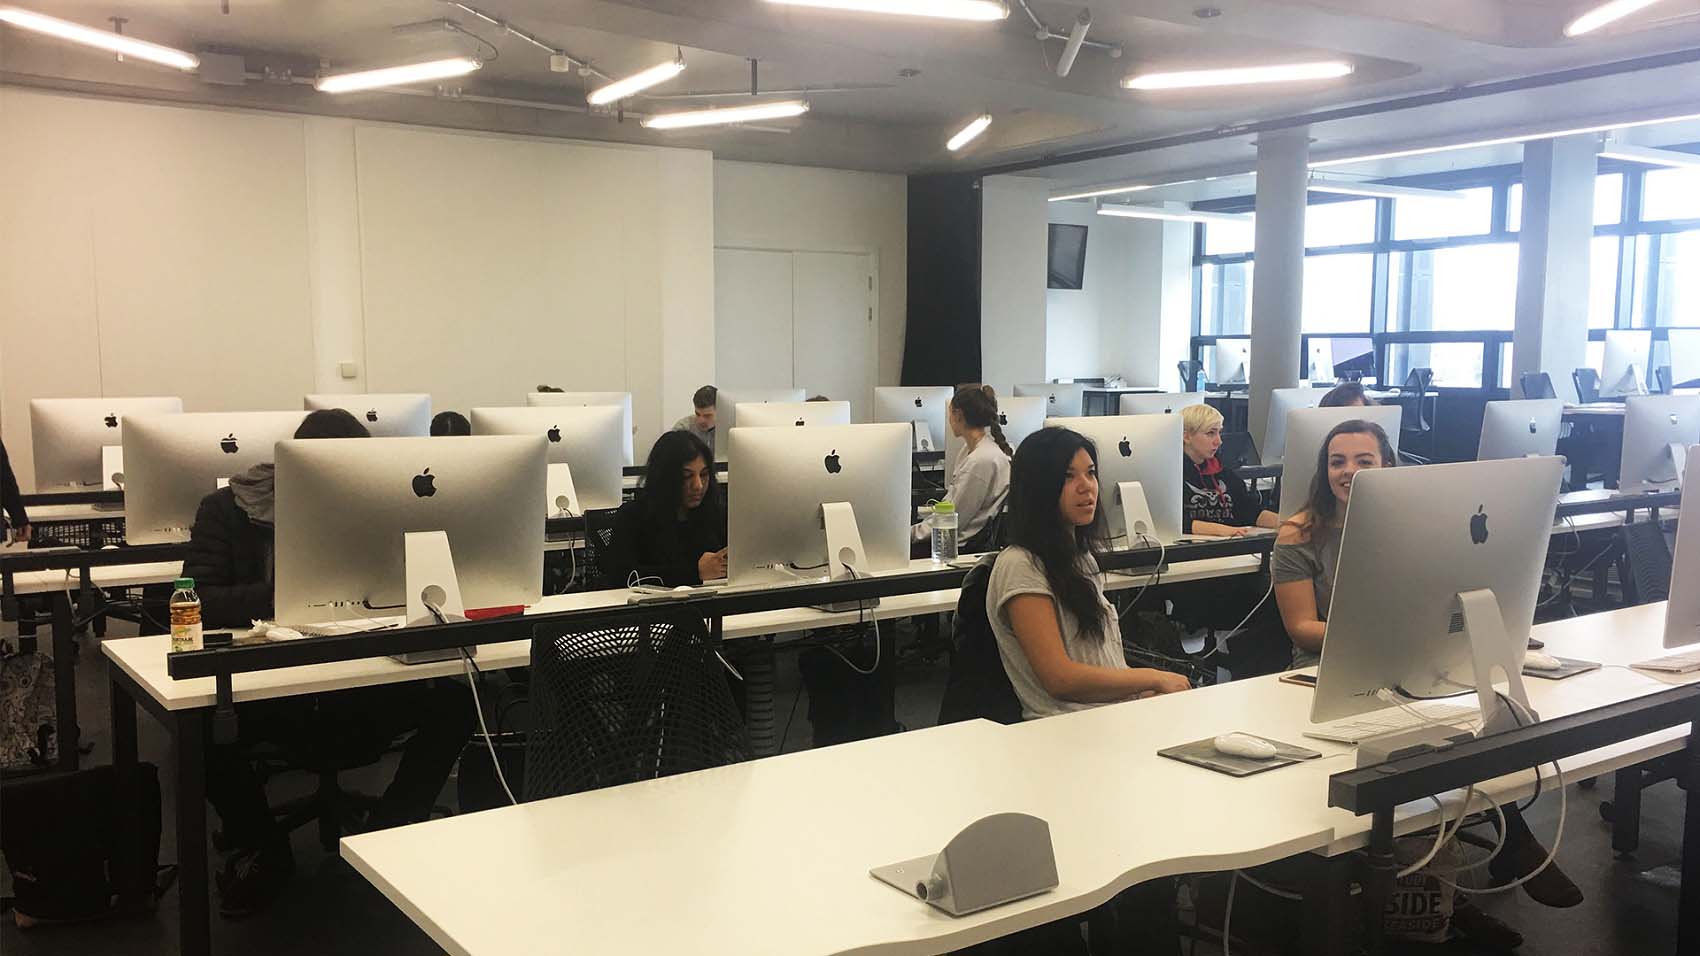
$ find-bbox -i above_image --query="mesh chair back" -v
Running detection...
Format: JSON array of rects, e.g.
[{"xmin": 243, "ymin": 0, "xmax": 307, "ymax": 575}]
[
  {"xmin": 1574, "ymin": 368, "xmax": 1601, "ymax": 404},
  {"xmin": 1620, "ymin": 520, "xmax": 1673, "ymax": 606},
  {"xmin": 1520, "ymin": 371, "xmax": 1558, "ymax": 400},
  {"xmin": 581, "ymin": 508, "xmax": 620, "ymax": 590},
  {"xmin": 1657, "ymin": 366, "xmax": 1674, "ymax": 394},
  {"xmin": 523, "ymin": 613, "xmax": 749, "ymax": 800}
]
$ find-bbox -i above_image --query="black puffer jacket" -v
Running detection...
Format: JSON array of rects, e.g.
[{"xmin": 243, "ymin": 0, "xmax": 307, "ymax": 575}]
[{"xmin": 182, "ymin": 488, "xmax": 274, "ymax": 628}]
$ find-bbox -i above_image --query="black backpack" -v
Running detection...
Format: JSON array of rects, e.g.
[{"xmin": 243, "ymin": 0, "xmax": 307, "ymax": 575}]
[
  {"xmin": 938, "ymin": 556, "xmax": 1024, "ymax": 726},
  {"xmin": 1, "ymin": 763, "xmax": 173, "ymax": 927}
]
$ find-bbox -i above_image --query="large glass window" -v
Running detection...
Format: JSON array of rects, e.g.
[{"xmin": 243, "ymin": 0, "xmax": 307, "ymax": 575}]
[
  {"xmin": 1305, "ymin": 199, "xmax": 1376, "ymax": 249},
  {"xmin": 1203, "ymin": 218, "xmax": 1255, "ymax": 256},
  {"xmin": 1642, "ymin": 167, "xmax": 1700, "ymax": 221},
  {"xmin": 1507, "ymin": 173, "xmax": 1624, "ymax": 232},
  {"xmin": 1393, "ymin": 186, "xmax": 1494, "ymax": 241},
  {"xmin": 1199, "ymin": 260, "xmax": 1254, "ymax": 334},
  {"xmin": 1591, "ymin": 235, "xmax": 1621, "ymax": 329},
  {"xmin": 1302, "ymin": 253, "xmax": 1374, "ymax": 333},
  {"xmin": 1652, "ymin": 230, "xmax": 1700, "ymax": 327},
  {"xmin": 1393, "ymin": 243, "xmax": 1520, "ymax": 331}
]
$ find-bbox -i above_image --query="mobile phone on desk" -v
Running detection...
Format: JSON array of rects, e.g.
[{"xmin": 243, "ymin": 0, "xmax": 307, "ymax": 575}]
[{"xmin": 1279, "ymin": 672, "xmax": 1317, "ymax": 688}]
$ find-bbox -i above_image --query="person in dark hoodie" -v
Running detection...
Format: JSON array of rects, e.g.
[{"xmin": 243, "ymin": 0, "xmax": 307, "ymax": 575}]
[
  {"xmin": 1, "ymin": 438, "xmax": 29, "ymax": 543},
  {"xmin": 187, "ymin": 409, "xmax": 474, "ymax": 918},
  {"xmin": 602, "ymin": 430, "xmax": 726, "ymax": 587}
]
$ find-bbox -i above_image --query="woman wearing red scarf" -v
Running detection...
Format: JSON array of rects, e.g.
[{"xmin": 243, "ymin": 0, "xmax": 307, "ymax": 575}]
[{"xmin": 1180, "ymin": 404, "xmax": 1278, "ymax": 537}]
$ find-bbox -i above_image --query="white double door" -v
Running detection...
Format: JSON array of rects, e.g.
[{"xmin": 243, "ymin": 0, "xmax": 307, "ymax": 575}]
[{"xmin": 714, "ymin": 248, "xmax": 876, "ymax": 423}]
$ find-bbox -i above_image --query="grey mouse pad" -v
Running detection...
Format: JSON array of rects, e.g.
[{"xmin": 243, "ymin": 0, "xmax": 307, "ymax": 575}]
[
  {"xmin": 1158, "ymin": 735, "xmax": 1322, "ymax": 778},
  {"xmin": 1522, "ymin": 657, "xmax": 1602, "ymax": 680}
]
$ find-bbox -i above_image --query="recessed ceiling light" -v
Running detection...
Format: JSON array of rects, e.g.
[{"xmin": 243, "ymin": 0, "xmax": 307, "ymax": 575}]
[
  {"xmin": 1122, "ymin": 60, "xmax": 1353, "ymax": 91},
  {"xmin": 1096, "ymin": 203, "xmax": 1251, "ymax": 223},
  {"xmin": 642, "ymin": 99, "xmax": 810, "ymax": 130},
  {"xmin": 1565, "ymin": 0, "xmax": 1667, "ymax": 37},
  {"xmin": 0, "ymin": 6, "xmax": 198, "ymax": 70},
  {"xmin": 1310, "ymin": 109, "xmax": 1700, "ymax": 167},
  {"xmin": 763, "ymin": 0, "xmax": 1009, "ymax": 21}
]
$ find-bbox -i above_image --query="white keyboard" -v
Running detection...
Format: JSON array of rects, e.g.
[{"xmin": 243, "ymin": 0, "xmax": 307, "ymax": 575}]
[
  {"xmin": 1303, "ymin": 702, "xmax": 1480, "ymax": 745},
  {"xmin": 1631, "ymin": 651, "xmax": 1700, "ymax": 675}
]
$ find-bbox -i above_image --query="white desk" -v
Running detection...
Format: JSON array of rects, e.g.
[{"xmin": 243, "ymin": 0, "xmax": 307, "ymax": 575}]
[
  {"xmin": 342, "ymin": 603, "xmax": 1693, "ymax": 956},
  {"xmin": 10, "ymin": 560, "xmax": 183, "ymax": 595}
]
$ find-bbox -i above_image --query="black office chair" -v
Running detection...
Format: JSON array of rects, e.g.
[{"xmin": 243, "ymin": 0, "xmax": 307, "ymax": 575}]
[
  {"xmin": 255, "ymin": 739, "xmax": 390, "ymax": 852},
  {"xmin": 523, "ymin": 613, "xmax": 749, "ymax": 800},
  {"xmin": 1520, "ymin": 371, "xmax": 1558, "ymax": 400},
  {"xmin": 937, "ymin": 556, "xmax": 1023, "ymax": 726},
  {"xmin": 1395, "ymin": 368, "xmax": 1434, "ymax": 460},
  {"xmin": 580, "ymin": 508, "xmax": 621, "ymax": 590},
  {"xmin": 1177, "ymin": 360, "xmax": 1204, "ymax": 393},
  {"xmin": 1573, "ymin": 367, "xmax": 1602, "ymax": 404},
  {"xmin": 1656, "ymin": 366, "xmax": 1674, "ymax": 395}
]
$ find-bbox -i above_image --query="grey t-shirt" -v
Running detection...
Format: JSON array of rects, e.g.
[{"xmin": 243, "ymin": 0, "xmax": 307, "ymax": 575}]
[
  {"xmin": 1272, "ymin": 520, "xmax": 1343, "ymax": 669},
  {"xmin": 986, "ymin": 546, "xmax": 1126, "ymax": 720},
  {"xmin": 671, "ymin": 416, "xmax": 715, "ymax": 455}
]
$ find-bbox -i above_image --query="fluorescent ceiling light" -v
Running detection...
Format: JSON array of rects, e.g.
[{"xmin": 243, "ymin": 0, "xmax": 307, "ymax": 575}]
[
  {"xmin": 642, "ymin": 99, "xmax": 810, "ymax": 130},
  {"xmin": 1096, "ymin": 204, "xmax": 1251, "ymax": 224},
  {"xmin": 1307, "ymin": 175, "xmax": 1470, "ymax": 202},
  {"xmin": 1050, "ymin": 184, "xmax": 1156, "ymax": 202},
  {"xmin": 1596, "ymin": 142, "xmax": 1700, "ymax": 168},
  {"xmin": 947, "ymin": 114, "xmax": 992, "ymax": 152},
  {"xmin": 764, "ymin": 0, "xmax": 1009, "ymax": 20},
  {"xmin": 587, "ymin": 57, "xmax": 686, "ymax": 106},
  {"xmin": 316, "ymin": 57, "xmax": 482, "ymax": 93},
  {"xmin": 1565, "ymin": 0, "xmax": 1667, "ymax": 37},
  {"xmin": 0, "ymin": 6, "xmax": 198, "ymax": 70},
  {"xmin": 1122, "ymin": 60, "xmax": 1352, "ymax": 91},
  {"xmin": 1310, "ymin": 109, "xmax": 1700, "ymax": 168}
]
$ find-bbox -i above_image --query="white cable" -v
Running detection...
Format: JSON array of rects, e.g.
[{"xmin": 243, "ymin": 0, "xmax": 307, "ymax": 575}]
[
  {"xmin": 462, "ymin": 650, "xmax": 518, "ymax": 806},
  {"xmin": 1435, "ymin": 760, "xmax": 1566, "ymax": 896},
  {"xmin": 824, "ymin": 565, "xmax": 881, "ymax": 677},
  {"xmin": 1118, "ymin": 533, "xmax": 1166, "ymax": 617},
  {"xmin": 1233, "ymin": 868, "xmax": 1303, "ymax": 901},
  {"xmin": 1216, "ymin": 573, "xmax": 1275, "ymax": 643},
  {"xmin": 1424, "ymin": 798, "xmax": 1508, "ymax": 876},
  {"xmin": 1397, "ymin": 787, "xmax": 1476, "ymax": 878}
]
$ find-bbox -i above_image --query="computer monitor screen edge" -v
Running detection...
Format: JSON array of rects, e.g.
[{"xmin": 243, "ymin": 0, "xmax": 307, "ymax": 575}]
[
  {"xmin": 29, "ymin": 396, "xmax": 184, "ymax": 489},
  {"xmin": 468, "ymin": 406, "xmax": 625, "ymax": 511},
  {"xmin": 1666, "ymin": 449, "xmax": 1700, "ymax": 650},
  {"xmin": 1477, "ymin": 399, "xmax": 1564, "ymax": 461},
  {"xmin": 1620, "ymin": 395, "xmax": 1700, "ymax": 492}
]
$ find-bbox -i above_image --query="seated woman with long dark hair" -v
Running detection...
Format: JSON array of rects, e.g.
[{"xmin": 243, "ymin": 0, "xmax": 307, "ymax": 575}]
[{"xmin": 602, "ymin": 431, "xmax": 726, "ymax": 587}]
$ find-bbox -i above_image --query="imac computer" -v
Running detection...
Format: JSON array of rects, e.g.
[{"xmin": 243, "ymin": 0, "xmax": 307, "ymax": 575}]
[
  {"xmin": 1618, "ymin": 395, "xmax": 1698, "ymax": 492},
  {"xmin": 714, "ymin": 388, "xmax": 807, "ymax": 460},
  {"xmin": 470, "ymin": 405, "xmax": 624, "ymax": 511},
  {"xmin": 1669, "ymin": 329, "xmax": 1700, "ymax": 390},
  {"xmin": 735, "ymin": 400, "xmax": 853, "ymax": 430},
  {"xmin": 1045, "ymin": 414, "xmax": 1183, "ymax": 544},
  {"xmin": 1310, "ymin": 457, "xmax": 1564, "ymax": 738},
  {"xmin": 304, "ymin": 394, "xmax": 431, "ymax": 438},
  {"xmin": 1662, "ymin": 451, "xmax": 1699, "ymax": 651},
  {"xmin": 1476, "ymin": 399, "xmax": 1564, "ymax": 461},
  {"xmin": 1277, "ymin": 405, "xmax": 1405, "ymax": 518},
  {"xmin": 273, "ymin": 435, "xmax": 545, "ymax": 636},
  {"xmin": 726, "ymin": 423, "xmax": 910, "ymax": 591},
  {"xmin": 526, "ymin": 391, "xmax": 635, "ymax": 467},
  {"xmin": 1118, "ymin": 393, "xmax": 1188, "ymax": 416},
  {"xmin": 122, "ymin": 411, "xmax": 306, "ymax": 544},
  {"xmin": 1600, "ymin": 329, "xmax": 1653, "ymax": 398},
  {"xmin": 1261, "ymin": 387, "xmax": 1324, "ymax": 467},
  {"xmin": 1209, "ymin": 340, "xmax": 1251, "ymax": 387},
  {"xmin": 874, "ymin": 387, "xmax": 954, "ymax": 451},
  {"xmin": 946, "ymin": 395, "xmax": 1046, "ymax": 480},
  {"xmin": 1013, "ymin": 383, "xmax": 1086, "ymax": 418},
  {"xmin": 29, "ymin": 397, "xmax": 183, "ymax": 489}
]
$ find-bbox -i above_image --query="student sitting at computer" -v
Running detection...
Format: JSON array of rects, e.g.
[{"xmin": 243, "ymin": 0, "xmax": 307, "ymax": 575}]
[
  {"xmin": 186, "ymin": 409, "xmax": 475, "ymax": 917},
  {"xmin": 1180, "ymin": 404, "xmax": 1277, "ymax": 538},
  {"xmin": 1, "ymin": 438, "xmax": 28, "ymax": 543},
  {"xmin": 988, "ymin": 427, "xmax": 1191, "ymax": 720},
  {"xmin": 670, "ymin": 385, "xmax": 717, "ymax": 456},
  {"xmin": 604, "ymin": 431, "xmax": 727, "ymax": 587},
  {"xmin": 911, "ymin": 386, "xmax": 1012, "ymax": 554},
  {"xmin": 429, "ymin": 410, "xmax": 471, "ymax": 436},
  {"xmin": 1319, "ymin": 381, "xmax": 1374, "ymax": 408}
]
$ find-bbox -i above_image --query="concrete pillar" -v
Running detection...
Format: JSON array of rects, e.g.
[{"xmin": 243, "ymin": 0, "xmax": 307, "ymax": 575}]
[
  {"xmin": 1513, "ymin": 135, "xmax": 1598, "ymax": 402},
  {"xmin": 1248, "ymin": 128, "xmax": 1309, "ymax": 446}
]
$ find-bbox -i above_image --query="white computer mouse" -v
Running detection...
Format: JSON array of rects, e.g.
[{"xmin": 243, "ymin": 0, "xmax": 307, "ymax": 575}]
[
  {"xmin": 1212, "ymin": 733, "xmax": 1278, "ymax": 760},
  {"xmin": 1524, "ymin": 651, "xmax": 1563, "ymax": 672},
  {"xmin": 674, "ymin": 585, "xmax": 693, "ymax": 592}
]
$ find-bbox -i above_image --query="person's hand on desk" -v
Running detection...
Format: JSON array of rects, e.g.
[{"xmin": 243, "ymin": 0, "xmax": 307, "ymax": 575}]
[
  {"xmin": 697, "ymin": 548, "xmax": 728, "ymax": 582},
  {"xmin": 1137, "ymin": 670, "xmax": 1193, "ymax": 698},
  {"xmin": 7, "ymin": 523, "xmax": 29, "ymax": 544}
]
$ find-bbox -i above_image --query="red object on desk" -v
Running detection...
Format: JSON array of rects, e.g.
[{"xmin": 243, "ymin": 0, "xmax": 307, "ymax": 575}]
[{"xmin": 465, "ymin": 605, "xmax": 525, "ymax": 621}]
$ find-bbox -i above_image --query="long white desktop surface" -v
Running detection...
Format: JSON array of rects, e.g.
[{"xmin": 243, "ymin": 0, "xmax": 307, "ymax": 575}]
[
  {"xmin": 341, "ymin": 602, "xmax": 1692, "ymax": 956},
  {"xmin": 100, "ymin": 554, "xmax": 1262, "ymax": 713}
]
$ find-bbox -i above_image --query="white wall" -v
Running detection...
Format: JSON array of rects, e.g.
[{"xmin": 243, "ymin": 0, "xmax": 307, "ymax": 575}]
[
  {"xmin": 713, "ymin": 161, "xmax": 906, "ymax": 389},
  {"xmin": 980, "ymin": 175, "xmax": 1050, "ymax": 390}
]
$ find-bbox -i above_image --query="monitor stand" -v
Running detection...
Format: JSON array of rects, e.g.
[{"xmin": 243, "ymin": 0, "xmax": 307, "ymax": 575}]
[
  {"xmin": 1458, "ymin": 588, "xmax": 1537, "ymax": 737},
  {"xmin": 1603, "ymin": 364, "xmax": 1649, "ymax": 399},
  {"xmin": 399, "ymin": 530, "xmax": 476, "ymax": 664},
  {"xmin": 909, "ymin": 420, "xmax": 936, "ymax": 453},
  {"xmin": 1669, "ymin": 443, "xmax": 1689, "ymax": 491},
  {"xmin": 1116, "ymin": 481, "xmax": 1156, "ymax": 548},
  {"xmin": 817, "ymin": 501, "xmax": 879, "ymax": 613},
  {"xmin": 102, "ymin": 445, "xmax": 124, "ymax": 492},
  {"xmin": 547, "ymin": 462, "xmax": 580, "ymax": 517}
]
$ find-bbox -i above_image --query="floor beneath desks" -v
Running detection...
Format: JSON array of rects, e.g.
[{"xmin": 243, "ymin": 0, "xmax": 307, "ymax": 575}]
[{"xmin": 0, "ymin": 615, "xmax": 1686, "ymax": 956}]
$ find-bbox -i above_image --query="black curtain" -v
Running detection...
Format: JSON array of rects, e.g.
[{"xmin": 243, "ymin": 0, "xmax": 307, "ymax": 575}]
[{"xmin": 901, "ymin": 174, "xmax": 981, "ymax": 387}]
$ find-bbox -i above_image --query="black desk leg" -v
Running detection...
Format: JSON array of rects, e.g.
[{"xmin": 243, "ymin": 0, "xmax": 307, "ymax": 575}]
[
  {"xmin": 741, "ymin": 640, "xmax": 778, "ymax": 757},
  {"xmin": 1679, "ymin": 731, "xmax": 1700, "ymax": 955},
  {"xmin": 1611, "ymin": 767, "xmax": 1643, "ymax": 857},
  {"xmin": 110, "ymin": 677, "xmax": 138, "ymax": 768},
  {"xmin": 1361, "ymin": 809, "xmax": 1395, "ymax": 956},
  {"xmin": 174, "ymin": 711, "xmax": 212, "ymax": 956},
  {"xmin": 1299, "ymin": 853, "xmax": 1355, "ymax": 956},
  {"xmin": 51, "ymin": 592, "xmax": 80, "ymax": 771}
]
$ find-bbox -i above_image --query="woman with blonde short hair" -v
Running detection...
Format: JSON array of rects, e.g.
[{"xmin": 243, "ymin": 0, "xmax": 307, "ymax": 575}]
[{"xmin": 1179, "ymin": 404, "xmax": 1277, "ymax": 538}]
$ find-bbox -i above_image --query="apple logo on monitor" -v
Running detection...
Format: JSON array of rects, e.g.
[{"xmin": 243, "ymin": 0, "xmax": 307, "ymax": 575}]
[
  {"xmin": 1117, "ymin": 437, "xmax": 1132, "ymax": 458},
  {"xmin": 219, "ymin": 434, "xmax": 239, "ymax": 454},
  {"xmin": 104, "ymin": 414, "xmax": 118, "ymax": 428},
  {"xmin": 366, "ymin": 409, "xmax": 379, "ymax": 423},
  {"xmin": 794, "ymin": 418, "xmax": 805, "ymax": 427},
  {"xmin": 913, "ymin": 397, "xmax": 923, "ymax": 408},
  {"xmin": 1528, "ymin": 419, "xmax": 1538, "ymax": 435},
  {"xmin": 1470, "ymin": 506, "xmax": 1490, "ymax": 544},
  {"xmin": 824, "ymin": 450, "xmax": 842, "ymax": 474},
  {"xmin": 1047, "ymin": 394, "xmax": 1056, "ymax": 405},
  {"xmin": 547, "ymin": 425, "xmax": 561, "ymax": 443},
  {"xmin": 998, "ymin": 412, "xmax": 1009, "ymax": 426},
  {"xmin": 413, "ymin": 468, "xmax": 437, "ymax": 498}
]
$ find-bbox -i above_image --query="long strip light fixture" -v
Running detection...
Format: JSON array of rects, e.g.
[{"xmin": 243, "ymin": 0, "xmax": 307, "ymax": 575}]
[
  {"xmin": 1595, "ymin": 140, "xmax": 1700, "ymax": 168},
  {"xmin": 1306, "ymin": 174, "xmax": 1469, "ymax": 202},
  {"xmin": 0, "ymin": 6, "xmax": 198, "ymax": 70},
  {"xmin": 1312, "ymin": 109, "xmax": 1700, "ymax": 167},
  {"xmin": 316, "ymin": 57, "xmax": 482, "ymax": 93},
  {"xmin": 1095, "ymin": 203, "xmax": 1251, "ymax": 224},
  {"xmin": 763, "ymin": 0, "xmax": 1009, "ymax": 20},
  {"xmin": 1123, "ymin": 60, "xmax": 1352, "ymax": 91},
  {"xmin": 1564, "ymin": 0, "xmax": 1667, "ymax": 37},
  {"xmin": 947, "ymin": 114, "xmax": 992, "ymax": 152},
  {"xmin": 587, "ymin": 56, "xmax": 686, "ymax": 106},
  {"xmin": 642, "ymin": 99, "xmax": 810, "ymax": 130}
]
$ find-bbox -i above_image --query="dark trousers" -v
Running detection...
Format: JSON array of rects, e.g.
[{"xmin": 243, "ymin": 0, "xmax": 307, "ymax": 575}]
[{"xmin": 205, "ymin": 680, "xmax": 475, "ymax": 850}]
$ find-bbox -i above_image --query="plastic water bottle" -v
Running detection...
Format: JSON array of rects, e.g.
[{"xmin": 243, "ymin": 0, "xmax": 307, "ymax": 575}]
[
  {"xmin": 169, "ymin": 577, "xmax": 202, "ymax": 653},
  {"xmin": 930, "ymin": 501, "xmax": 959, "ymax": 563}
]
